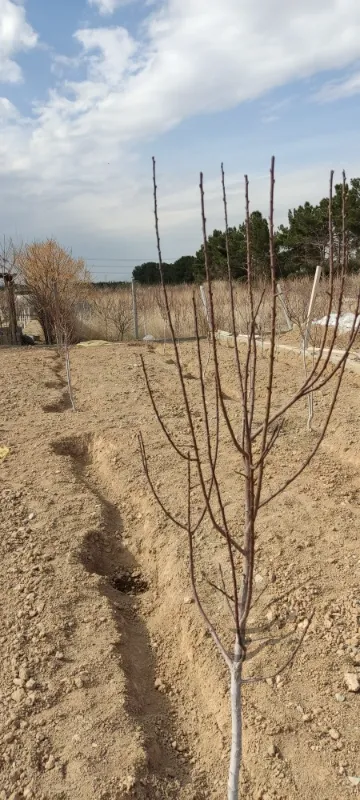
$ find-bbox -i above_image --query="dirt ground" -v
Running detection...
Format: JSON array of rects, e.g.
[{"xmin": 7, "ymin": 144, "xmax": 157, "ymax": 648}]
[{"xmin": 0, "ymin": 339, "xmax": 359, "ymax": 800}]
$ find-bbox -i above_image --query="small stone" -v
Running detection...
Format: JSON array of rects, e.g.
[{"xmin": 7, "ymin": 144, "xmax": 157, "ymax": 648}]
[
  {"xmin": 297, "ymin": 618, "xmax": 309, "ymax": 631},
  {"xmin": 124, "ymin": 775, "xmax": 135, "ymax": 791},
  {"xmin": 25, "ymin": 678, "xmax": 36, "ymax": 690},
  {"xmin": 335, "ymin": 693, "xmax": 346, "ymax": 703},
  {"xmin": 344, "ymin": 672, "xmax": 360, "ymax": 693},
  {"xmin": 267, "ymin": 743, "xmax": 277, "ymax": 757},
  {"xmin": 183, "ymin": 595, "xmax": 194, "ymax": 605},
  {"xmin": 154, "ymin": 678, "xmax": 166, "ymax": 691},
  {"xmin": 329, "ymin": 728, "xmax": 340, "ymax": 740},
  {"xmin": 255, "ymin": 574, "xmax": 264, "ymax": 585},
  {"xmin": 348, "ymin": 777, "xmax": 360, "ymax": 787},
  {"xmin": 45, "ymin": 754, "xmax": 55, "ymax": 770},
  {"xmin": 74, "ymin": 677, "xmax": 84, "ymax": 689},
  {"xmin": 55, "ymin": 651, "xmax": 64, "ymax": 661},
  {"xmin": 28, "ymin": 513, "xmax": 36, "ymax": 521},
  {"xmin": 11, "ymin": 688, "xmax": 25, "ymax": 703}
]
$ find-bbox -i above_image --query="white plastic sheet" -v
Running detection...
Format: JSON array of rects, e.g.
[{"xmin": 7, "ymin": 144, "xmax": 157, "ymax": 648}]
[{"xmin": 313, "ymin": 312, "xmax": 360, "ymax": 332}]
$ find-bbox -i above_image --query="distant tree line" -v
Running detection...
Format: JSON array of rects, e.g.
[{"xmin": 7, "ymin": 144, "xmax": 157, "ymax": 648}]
[
  {"xmin": 131, "ymin": 178, "xmax": 360, "ymax": 284},
  {"xmin": 91, "ymin": 280, "xmax": 130, "ymax": 289}
]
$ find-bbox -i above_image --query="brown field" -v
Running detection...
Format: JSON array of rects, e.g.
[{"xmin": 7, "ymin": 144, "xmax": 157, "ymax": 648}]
[{"xmin": 0, "ymin": 337, "xmax": 359, "ymax": 800}]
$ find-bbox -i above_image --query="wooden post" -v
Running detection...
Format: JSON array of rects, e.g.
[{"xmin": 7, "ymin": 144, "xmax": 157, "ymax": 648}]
[
  {"xmin": 304, "ymin": 265, "xmax": 322, "ymax": 350},
  {"xmin": 276, "ymin": 282, "xmax": 292, "ymax": 331},
  {"xmin": 4, "ymin": 274, "xmax": 18, "ymax": 345},
  {"xmin": 132, "ymin": 280, "xmax": 139, "ymax": 340}
]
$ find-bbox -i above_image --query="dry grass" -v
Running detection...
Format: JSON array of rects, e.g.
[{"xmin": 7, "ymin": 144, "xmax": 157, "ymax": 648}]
[
  {"xmin": 5, "ymin": 273, "xmax": 358, "ymax": 346},
  {"xmin": 74, "ymin": 274, "xmax": 359, "ymax": 345}
]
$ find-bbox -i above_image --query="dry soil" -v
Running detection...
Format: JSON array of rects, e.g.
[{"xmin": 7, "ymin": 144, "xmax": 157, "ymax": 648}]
[{"xmin": 0, "ymin": 340, "xmax": 359, "ymax": 800}]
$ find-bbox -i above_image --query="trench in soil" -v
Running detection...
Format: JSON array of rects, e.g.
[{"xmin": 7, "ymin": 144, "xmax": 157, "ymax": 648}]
[{"xmin": 51, "ymin": 433, "xmax": 215, "ymax": 799}]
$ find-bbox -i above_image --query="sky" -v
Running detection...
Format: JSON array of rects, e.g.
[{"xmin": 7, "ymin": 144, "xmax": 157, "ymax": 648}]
[{"xmin": 1, "ymin": 1, "xmax": 360, "ymax": 280}]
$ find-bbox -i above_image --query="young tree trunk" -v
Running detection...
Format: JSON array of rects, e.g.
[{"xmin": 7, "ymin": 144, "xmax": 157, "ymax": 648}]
[
  {"xmin": 5, "ymin": 275, "xmax": 18, "ymax": 344},
  {"xmin": 228, "ymin": 639, "xmax": 243, "ymax": 800}
]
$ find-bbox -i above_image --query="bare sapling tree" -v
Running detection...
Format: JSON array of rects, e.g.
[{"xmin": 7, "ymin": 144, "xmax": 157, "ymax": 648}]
[
  {"xmin": 153, "ymin": 283, "xmax": 169, "ymax": 351},
  {"xmin": 139, "ymin": 156, "xmax": 360, "ymax": 799},
  {"xmin": 53, "ymin": 285, "xmax": 76, "ymax": 412},
  {"xmin": 90, "ymin": 287, "xmax": 133, "ymax": 341},
  {"xmin": 199, "ymin": 282, "xmax": 213, "ymax": 378}
]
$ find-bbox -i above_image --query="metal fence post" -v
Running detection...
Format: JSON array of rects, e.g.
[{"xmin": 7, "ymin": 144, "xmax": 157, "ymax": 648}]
[{"xmin": 132, "ymin": 279, "xmax": 139, "ymax": 340}]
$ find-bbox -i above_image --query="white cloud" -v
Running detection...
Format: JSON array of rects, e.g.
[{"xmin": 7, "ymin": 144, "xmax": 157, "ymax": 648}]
[
  {"xmin": 0, "ymin": 0, "xmax": 37, "ymax": 83},
  {"xmin": 314, "ymin": 70, "xmax": 360, "ymax": 102},
  {"xmin": 0, "ymin": 97, "xmax": 19, "ymax": 119},
  {"xmin": 74, "ymin": 26, "xmax": 138, "ymax": 84},
  {"xmin": 1, "ymin": 1, "xmax": 360, "ymax": 254},
  {"xmin": 88, "ymin": 0, "xmax": 135, "ymax": 15}
]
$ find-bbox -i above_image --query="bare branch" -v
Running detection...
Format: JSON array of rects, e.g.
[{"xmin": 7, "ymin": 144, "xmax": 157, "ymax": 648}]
[{"xmin": 242, "ymin": 611, "xmax": 314, "ymax": 685}]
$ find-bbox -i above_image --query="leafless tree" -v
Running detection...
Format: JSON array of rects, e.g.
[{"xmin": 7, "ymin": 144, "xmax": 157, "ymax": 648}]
[
  {"xmin": 0, "ymin": 237, "xmax": 19, "ymax": 344},
  {"xmin": 139, "ymin": 157, "xmax": 359, "ymax": 799},
  {"xmin": 90, "ymin": 287, "xmax": 132, "ymax": 341},
  {"xmin": 17, "ymin": 239, "xmax": 88, "ymax": 345}
]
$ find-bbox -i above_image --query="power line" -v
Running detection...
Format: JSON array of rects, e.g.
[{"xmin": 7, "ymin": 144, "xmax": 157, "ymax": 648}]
[{"xmin": 84, "ymin": 257, "xmax": 177, "ymax": 262}]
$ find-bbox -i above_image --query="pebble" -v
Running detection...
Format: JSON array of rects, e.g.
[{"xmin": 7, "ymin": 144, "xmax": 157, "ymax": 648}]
[
  {"xmin": 297, "ymin": 618, "xmax": 309, "ymax": 631},
  {"xmin": 55, "ymin": 652, "xmax": 64, "ymax": 661},
  {"xmin": 267, "ymin": 744, "xmax": 277, "ymax": 757},
  {"xmin": 44, "ymin": 754, "xmax": 55, "ymax": 770},
  {"xmin": 74, "ymin": 677, "xmax": 84, "ymax": 689},
  {"xmin": 183, "ymin": 596, "xmax": 194, "ymax": 605},
  {"xmin": 329, "ymin": 728, "xmax": 340, "ymax": 740},
  {"xmin": 28, "ymin": 513, "xmax": 36, "ymax": 521},
  {"xmin": 123, "ymin": 775, "xmax": 136, "ymax": 791},
  {"xmin": 335, "ymin": 693, "xmax": 346, "ymax": 702},
  {"xmin": 11, "ymin": 688, "xmax": 25, "ymax": 703},
  {"xmin": 348, "ymin": 777, "xmax": 360, "ymax": 787},
  {"xmin": 344, "ymin": 672, "xmax": 360, "ymax": 693}
]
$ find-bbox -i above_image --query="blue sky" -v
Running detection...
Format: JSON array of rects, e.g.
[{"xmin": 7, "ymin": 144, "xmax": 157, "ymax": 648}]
[{"xmin": 1, "ymin": 0, "xmax": 360, "ymax": 280}]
